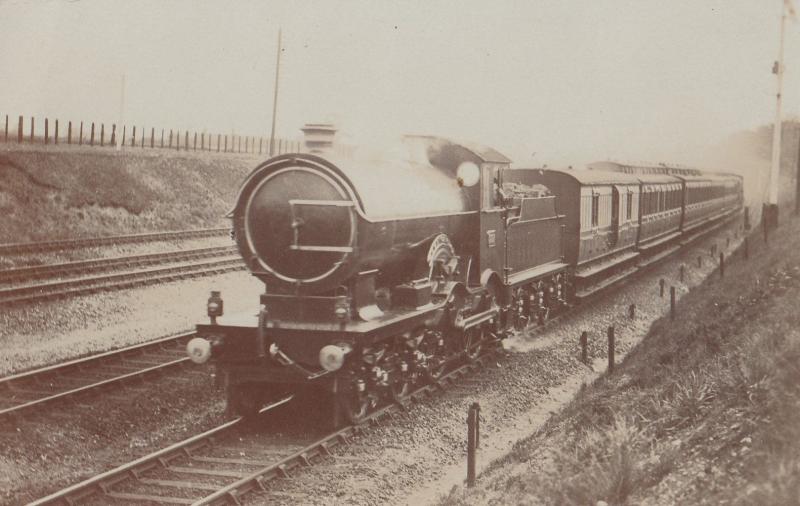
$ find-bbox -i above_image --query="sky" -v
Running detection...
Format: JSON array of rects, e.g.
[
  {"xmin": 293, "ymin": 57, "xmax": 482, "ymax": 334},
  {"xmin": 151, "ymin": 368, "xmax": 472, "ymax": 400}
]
[{"xmin": 0, "ymin": 0, "xmax": 798, "ymax": 167}]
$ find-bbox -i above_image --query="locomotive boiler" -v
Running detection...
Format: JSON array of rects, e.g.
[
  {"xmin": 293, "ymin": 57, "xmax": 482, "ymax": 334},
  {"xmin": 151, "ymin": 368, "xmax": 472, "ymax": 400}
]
[{"xmin": 187, "ymin": 136, "xmax": 568, "ymax": 423}]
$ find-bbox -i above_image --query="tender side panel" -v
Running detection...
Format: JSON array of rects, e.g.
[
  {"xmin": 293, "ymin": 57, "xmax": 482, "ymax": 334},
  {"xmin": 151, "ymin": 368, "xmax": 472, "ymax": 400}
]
[{"xmin": 505, "ymin": 197, "xmax": 564, "ymax": 275}]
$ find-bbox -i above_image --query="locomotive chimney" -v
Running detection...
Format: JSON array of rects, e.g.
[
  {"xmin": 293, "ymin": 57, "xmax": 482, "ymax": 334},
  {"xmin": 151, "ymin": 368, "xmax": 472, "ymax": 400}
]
[{"xmin": 301, "ymin": 123, "xmax": 337, "ymax": 154}]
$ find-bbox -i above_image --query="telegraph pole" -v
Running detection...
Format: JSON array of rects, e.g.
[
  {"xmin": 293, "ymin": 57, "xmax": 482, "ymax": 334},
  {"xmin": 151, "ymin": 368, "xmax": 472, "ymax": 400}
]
[
  {"xmin": 767, "ymin": 2, "xmax": 788, "ymax": 227},
  {"xmin": 269, "ymin": 29, "xmax": 282, "ymax": 156}
]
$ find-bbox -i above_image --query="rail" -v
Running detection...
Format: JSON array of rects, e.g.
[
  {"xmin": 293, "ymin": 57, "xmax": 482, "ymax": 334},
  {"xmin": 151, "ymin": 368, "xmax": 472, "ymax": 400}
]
[
  {"xmin": 0, "ymin": 228, "xmax": 230, "ymax": 256},
  {"xmin": 0, "ymin": 331, "xmax": 196, "ymax": 420}
]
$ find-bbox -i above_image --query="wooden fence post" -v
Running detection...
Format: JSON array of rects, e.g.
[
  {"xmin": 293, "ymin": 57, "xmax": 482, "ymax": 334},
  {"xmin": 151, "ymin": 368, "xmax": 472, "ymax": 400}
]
[
  {"xmin": 607, "ymin": 326, "xmax": 615, "ymax": 373},
  {"xmin": 224, "ymin": 135, "xmax": 228, "ymax": 152},
  {"xmin": 54, "ymin": 119, "xmax": 59, "ymax": 144},
  {"xmin": 670, "ymin": 287, "xmax": 676, "ymax": 320},
  {"xmin": 259, "ymin": 137, "xmax": 263, "ymax": 154},
  {"xmin": 18, "ymin": 116, "xmax": 23, "ymax": 143},
  {"xmin": 151, "ymin": 128, "xmax": 155, "ymax": 148},
  {"xmin": 168, "ymin": 130, "xmax": 173, "ymax": 148},
  {"xmin": 100, "ymin": 124, "xmax": 104, "ymax": 146},
  {"xmin": 131, "ymin": 126, "xmax": 136, "ymax": 147},
  {"xmin": 176, "ymin": 131, "xmax": 181, "ymax": 151},
  {"xmin": 30, "ymin": 117, "xmax": 35, "ymax": 142},
  {"xmin": 193, "ymin": 132, "xmax": 197, "ymax": 151},
  {"xmin": 110, "ymin": 124, "xmax": 116, "ymax": 145},
  {"xmin": 217, "ymin": 134, "xmax": 221, "ymax": 152},
  {"xmin": 4, "ymin": 115, "xmax": 7, "ymax": 143},
  {"xmin": 90, "ymin": 122, "xmax": 95, "ymax": 146},
  {"xmin": 68, "ymin": 121, "xmax": 73, "ymax": 144},
  {"xmin": 79, "ymin": 121, "xmax": 84, "ymax": 145},
  {"xmin": 466, "ymin": 403, "xmax": 480, "ymax": 487},
  {"xmin": 161, "ymin": 129, "xmax": 165, "ymax": 148},
  {"xmin": 121, "ymin": 125, "xmax": 126, "ymax": 146},
  {"xmin": 44, "ymin": 118, "xmax": 49, "ymax": 144},
  {"xmin": 184, "ymin": 131, "xmax": 189, "ymax": 151},
  {"xmin": 580, "ymin": 331, "xmax": 588, "ymax": 363},
  {"xmin": 201, "ymin": 133, "xmax": 205, "ymax": 151},
  {"xmin": 141, "ymin": 128, "xmax": 145, "ymax": 148}
]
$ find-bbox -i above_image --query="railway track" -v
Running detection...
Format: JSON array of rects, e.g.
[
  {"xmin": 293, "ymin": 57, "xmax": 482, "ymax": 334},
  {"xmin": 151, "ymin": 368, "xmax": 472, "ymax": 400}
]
[
  {"xmin": 28, "ymin": 351, "xmax": 496, "ymax": 505},
  {"xmin": 0, "ymin": 256, "xmax": 245, "ymax": 305},
  {"xmin": 0, "ymin": 228, "xmax": 230, "ymax": 256},
  {"xmin": 0, "ymin": 246, "xmax": 237, "ymax": 284},
  {"xmin": 0, "ymin": 332, "xmax": 196, "ymax": 420}
]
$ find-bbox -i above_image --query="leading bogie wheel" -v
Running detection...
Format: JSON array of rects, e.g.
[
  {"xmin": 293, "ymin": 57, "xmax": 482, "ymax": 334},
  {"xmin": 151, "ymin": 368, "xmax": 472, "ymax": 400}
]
[
  {"xmin": 339, "ymin": 379, "xmax": 371, "ymax": 425},
  {"xmin": 462, "ymin": 327, "xmax": 483, "ymax": 362}
]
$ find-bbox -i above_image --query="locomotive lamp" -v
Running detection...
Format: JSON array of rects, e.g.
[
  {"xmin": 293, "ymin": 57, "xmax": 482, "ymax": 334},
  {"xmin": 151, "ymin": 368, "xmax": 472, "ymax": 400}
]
[
  {"xmin": 456, "ymin": 162, "xmax": 480, "ymax": 187},
  {"xmin": 334, "ymin": 296, "xmax": 350, "ymax": 322},
  {"xmin": 207, "ymin": 291, "xmax": 224, "ymax": 324}
]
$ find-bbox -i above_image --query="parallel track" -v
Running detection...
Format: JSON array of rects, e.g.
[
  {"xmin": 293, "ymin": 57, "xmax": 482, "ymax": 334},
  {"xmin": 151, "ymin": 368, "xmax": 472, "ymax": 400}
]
[
  {"xmin": 0, "ymin": 257, "xmax": 245, "ymax": 305},
  {"xmin": 0, "ymin": 228, "xmax": 230, "ymax": 256},
  {"xmin": 0, "ymin": 332, "xmax": 196, "ymax": 420},
  {"xmin": 0, "ymin": 246, "xmax": 237, "ymax": 284},
  {"xmin": 28, "ymin": 352, "xmax": 496, "ymax": 506}
]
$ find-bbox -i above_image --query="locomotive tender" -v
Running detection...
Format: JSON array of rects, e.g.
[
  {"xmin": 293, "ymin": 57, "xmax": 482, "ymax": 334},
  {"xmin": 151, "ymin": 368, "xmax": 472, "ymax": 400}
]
[{"xmin": 187, "ymin": 137, "xmax": 742, "ymax": 423}]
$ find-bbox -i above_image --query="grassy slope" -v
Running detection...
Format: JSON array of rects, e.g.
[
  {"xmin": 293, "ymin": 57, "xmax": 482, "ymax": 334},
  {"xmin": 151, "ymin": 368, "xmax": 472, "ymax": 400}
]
[
  {"xmin": 0, "ymin": 146, "xmax": 260, "ymax": 243},
  {"xmin": 443, "ymin": 216, "xmax": 800, "ymax": 506}
]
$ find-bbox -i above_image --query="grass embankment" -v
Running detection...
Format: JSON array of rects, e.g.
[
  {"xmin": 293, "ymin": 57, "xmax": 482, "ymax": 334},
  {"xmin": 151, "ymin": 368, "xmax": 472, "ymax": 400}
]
[
  {"xmin": 0, "ymin": 147, "xmax": 260, "ymax": 244},
  {"xmin": 444, "ymin": 217, "xmax": 800, "ymax": 506}
]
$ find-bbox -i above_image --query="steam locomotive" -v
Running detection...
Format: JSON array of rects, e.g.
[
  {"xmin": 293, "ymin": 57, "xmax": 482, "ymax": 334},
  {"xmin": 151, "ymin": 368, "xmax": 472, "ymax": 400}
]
[{"xmin": 187, "ymin": 136, "xmax": 742, "ymax": 424}]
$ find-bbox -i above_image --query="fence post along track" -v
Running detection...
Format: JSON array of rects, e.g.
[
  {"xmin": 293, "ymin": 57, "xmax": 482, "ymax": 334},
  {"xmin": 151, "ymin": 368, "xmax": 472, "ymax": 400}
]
[
  {"xmin": 466, "ymin": 402, "xmax": 481, "ymax": 487},
  {"xmin": 607, "ymin": 326, "xmax": 615, "ymax": 374},
  {"xmin": 670, "ymin": 286, "xmax": 676, "ymax": 320},
  {"xmin": 580, "ymin": 331, "xmax": 588, "ymax": 364}
]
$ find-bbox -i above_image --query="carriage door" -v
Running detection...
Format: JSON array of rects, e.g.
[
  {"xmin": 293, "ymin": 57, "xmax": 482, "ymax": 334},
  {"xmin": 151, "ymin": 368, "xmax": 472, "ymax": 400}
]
[{"xmin": 610, "ymin": 186, "xmax": 620, "ymax": 246}]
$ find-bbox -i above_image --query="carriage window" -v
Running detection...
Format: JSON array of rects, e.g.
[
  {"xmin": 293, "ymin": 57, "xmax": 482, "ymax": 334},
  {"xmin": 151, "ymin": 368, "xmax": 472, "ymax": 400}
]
[
  {"xmin": 591, "ymin": 194, "xmax": 599, "ymax": 227},
  {"xmin": 626, "ymin": 191, "xmax": 633, "ymax": 221}
]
